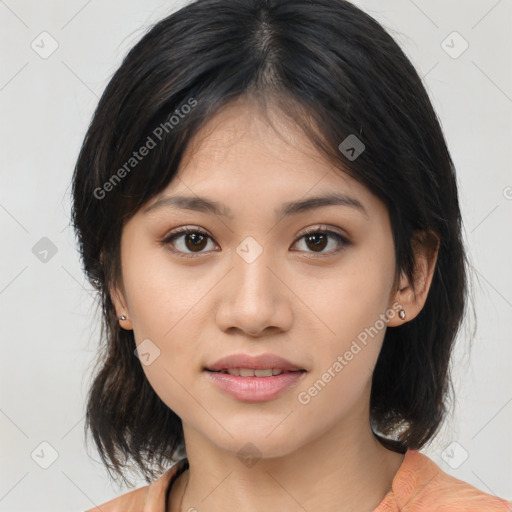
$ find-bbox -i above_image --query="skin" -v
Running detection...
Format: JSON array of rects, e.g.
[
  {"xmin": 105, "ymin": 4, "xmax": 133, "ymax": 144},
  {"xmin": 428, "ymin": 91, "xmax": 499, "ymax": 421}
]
[{"xmin": 111, "ymin": 95, "xmax": 438, "ymax": 512}]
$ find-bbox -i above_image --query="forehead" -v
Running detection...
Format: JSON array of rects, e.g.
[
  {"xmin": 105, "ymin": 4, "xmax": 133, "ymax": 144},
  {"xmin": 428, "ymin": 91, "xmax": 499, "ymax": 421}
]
[
  {"xmin": 166, "ymin": 97, "xmax": 374, "ymax": 206},
  {"xmin": 138, "ymin": 96, "xmax": 388, "ymax": 227}
]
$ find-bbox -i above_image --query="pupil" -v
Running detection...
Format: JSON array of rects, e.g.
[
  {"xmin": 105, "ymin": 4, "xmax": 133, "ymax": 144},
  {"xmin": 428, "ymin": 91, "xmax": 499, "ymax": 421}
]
[
  {"xmin": 307, "ymin": 234, "xmax": 326, "ymax": 252},
  {"xmin": 186, "ymin": 233, "xmax": 206, "ymax": 251}
]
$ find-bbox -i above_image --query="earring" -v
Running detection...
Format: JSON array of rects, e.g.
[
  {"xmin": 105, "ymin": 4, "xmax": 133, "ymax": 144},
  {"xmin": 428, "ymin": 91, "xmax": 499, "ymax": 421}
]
[
  {"xmin": 398, "ymin": 309, "xmax": 406, "ymax": 320},
  {"xmin": 118, "ymin": 315, "xmax": 127, "ymax": 321}
]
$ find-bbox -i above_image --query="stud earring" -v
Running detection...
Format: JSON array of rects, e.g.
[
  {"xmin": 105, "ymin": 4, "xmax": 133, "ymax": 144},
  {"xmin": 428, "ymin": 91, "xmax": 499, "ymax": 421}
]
[
  {"xmin": 118, "ymin": 315, "xmax": 127, "ymax": 321},
  {"xmin": 398, "ymin": 309, "xmax": 406, "ymax": 320}
]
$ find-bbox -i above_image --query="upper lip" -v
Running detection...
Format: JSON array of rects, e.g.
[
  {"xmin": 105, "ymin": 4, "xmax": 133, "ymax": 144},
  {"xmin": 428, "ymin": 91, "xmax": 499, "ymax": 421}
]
[{"xmin": 205, "ymin": 353, "xmax": 305, "ymax": 372}]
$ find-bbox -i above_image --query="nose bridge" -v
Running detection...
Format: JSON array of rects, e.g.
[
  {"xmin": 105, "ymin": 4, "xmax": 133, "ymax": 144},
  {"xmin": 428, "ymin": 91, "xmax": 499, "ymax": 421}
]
[
  {"xmin": 215, "ymin": 235, "xmax": 291, "ymax": 335},
  {"xmin": 231, "ymin": 235, "xmax": 278, "ymax": 304}
]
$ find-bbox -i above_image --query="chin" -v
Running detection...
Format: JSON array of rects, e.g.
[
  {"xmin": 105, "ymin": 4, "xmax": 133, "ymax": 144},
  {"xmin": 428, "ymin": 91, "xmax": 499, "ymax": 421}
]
[{"xmin": 197, "ymin": 418, "xmax": 308, "ymax": 462}]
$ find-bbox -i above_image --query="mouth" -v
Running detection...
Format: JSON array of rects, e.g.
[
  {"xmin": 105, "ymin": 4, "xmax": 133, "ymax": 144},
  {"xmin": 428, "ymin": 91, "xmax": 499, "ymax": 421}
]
[
  {"xmin": 207, "ymin": 368, "xmax": 306, "ymax": 377},
  {"xmin": 205, "ymin": 352, "xmax": 306, "ymax": 374},
  {"xmin": 203, "ymin": 353, "xmax": 307, "ymax": 402}
]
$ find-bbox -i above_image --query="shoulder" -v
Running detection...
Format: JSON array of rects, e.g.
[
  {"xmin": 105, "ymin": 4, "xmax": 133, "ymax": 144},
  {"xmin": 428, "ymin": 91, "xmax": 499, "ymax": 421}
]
[
  {"xmin": 386, "ymin": 449, "xmax": 511, "ymax": 512},
  {"xmin": 83, "ymin": 484, "xmax": 148, "ymax": 512},
  {"xmin": 82, "ymin": 460, "xmax": 185, "ymax": 512}
]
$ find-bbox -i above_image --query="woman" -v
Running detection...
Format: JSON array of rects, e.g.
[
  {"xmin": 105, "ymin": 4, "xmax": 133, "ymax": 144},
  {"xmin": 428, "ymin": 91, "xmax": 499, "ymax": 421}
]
[{"xmin": 71, "ymin": 0, "xmax": 511, "ymax": 510}]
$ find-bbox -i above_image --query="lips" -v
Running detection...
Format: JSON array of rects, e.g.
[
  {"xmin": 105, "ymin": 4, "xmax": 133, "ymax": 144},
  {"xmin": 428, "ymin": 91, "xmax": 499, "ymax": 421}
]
[
  {"xmin": 204, "ymin": 353, "xmax": 307, "ymax": 401},
  {"xmin": 205, "ymin": 353, "xmax": 306, "ymax": 373},
  {"xmin": 205, "ymin": 353, "xmax": 307, "ymax": 402}
]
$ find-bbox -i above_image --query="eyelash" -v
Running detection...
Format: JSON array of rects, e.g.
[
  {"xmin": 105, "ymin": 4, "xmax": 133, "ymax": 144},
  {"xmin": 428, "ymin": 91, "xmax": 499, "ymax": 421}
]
[{"xmin": 160, "ymin": 225, "xmax": 350, "ymax": 259}]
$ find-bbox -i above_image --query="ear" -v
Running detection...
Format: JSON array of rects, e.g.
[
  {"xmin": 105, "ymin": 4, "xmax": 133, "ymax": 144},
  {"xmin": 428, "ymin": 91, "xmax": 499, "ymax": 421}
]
[
  {"xmin": 109, "ymin": 281, "xmax": 133, "ymax": 331},
  {"xmin": 387, "ymin": 230, "xmax": 439, "ymax": 327}
]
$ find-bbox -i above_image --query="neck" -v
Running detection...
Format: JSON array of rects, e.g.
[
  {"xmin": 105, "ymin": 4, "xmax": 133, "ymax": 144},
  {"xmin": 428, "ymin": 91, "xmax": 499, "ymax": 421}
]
[{"xmin": 170, "ymin": 419, "xmax": 405, "ymax": 512}]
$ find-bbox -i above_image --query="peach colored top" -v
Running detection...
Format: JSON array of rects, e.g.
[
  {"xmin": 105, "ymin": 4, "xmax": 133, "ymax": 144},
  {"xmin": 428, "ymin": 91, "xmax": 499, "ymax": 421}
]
[{"xmin": 84, "ymin": 450, "xmax": 511, "ymax": 512}]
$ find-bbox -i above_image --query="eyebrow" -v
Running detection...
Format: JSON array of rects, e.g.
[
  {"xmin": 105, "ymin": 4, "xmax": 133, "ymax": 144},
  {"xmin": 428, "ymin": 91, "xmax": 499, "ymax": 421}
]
[{"xmin": 143, "ymin": 192, "xmax": 367, "ymax": 219}]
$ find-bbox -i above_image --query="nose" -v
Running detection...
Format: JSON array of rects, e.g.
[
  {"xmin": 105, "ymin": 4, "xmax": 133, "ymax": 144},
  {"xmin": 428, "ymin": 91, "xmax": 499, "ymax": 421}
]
[{"xmin": 215, "ymin": 246, "xmax": 293, "ymax": 338}]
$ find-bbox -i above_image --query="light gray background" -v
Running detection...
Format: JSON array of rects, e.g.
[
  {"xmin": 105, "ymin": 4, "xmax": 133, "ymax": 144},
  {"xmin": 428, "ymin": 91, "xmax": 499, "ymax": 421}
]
[{"xmin": 1, "ymin": 1, "xmax": 511, "ymax": 511}]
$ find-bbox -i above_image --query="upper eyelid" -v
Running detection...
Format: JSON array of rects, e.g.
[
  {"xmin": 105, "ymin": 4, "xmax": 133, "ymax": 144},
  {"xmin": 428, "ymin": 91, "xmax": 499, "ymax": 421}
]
[
  {"xmin": 299, "ymin": 225, "xmax": 347, "ymax": 237},
  {"xmin": 163, "ymin": 224, "xmax": 347, "ymax": 241}
]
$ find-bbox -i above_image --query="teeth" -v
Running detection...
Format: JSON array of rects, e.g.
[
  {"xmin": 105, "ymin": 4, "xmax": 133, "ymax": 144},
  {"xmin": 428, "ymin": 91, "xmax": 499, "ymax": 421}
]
[
  {"xmin": 254, "ymin": 369, "xmax": 273, "ymax": 377},
  {"xmin": 221, "ymin": 368, "xmax": 284, "ymax": 377}
]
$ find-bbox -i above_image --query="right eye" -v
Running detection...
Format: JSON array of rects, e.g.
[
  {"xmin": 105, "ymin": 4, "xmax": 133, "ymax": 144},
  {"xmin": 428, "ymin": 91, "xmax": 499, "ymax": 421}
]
[{"xmin": 161, "ymin": 226, "xmax": 219, "ymax": 258}]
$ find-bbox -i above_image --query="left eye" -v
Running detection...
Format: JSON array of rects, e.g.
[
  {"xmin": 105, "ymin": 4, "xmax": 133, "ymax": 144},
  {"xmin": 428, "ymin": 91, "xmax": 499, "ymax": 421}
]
[
  {"xmin": 293, "ymin": 228, "xmax": 349, "ymax": 255},
  {"xmin": 161, "ymin": 226, "xmax": 349, "ymax": 258}
]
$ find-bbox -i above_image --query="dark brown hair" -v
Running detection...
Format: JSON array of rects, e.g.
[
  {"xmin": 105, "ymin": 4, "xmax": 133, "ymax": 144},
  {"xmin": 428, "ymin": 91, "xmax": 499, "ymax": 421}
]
[{"xmin": 71, "ymin": 0, "xmax": 467, "ymax": 486}]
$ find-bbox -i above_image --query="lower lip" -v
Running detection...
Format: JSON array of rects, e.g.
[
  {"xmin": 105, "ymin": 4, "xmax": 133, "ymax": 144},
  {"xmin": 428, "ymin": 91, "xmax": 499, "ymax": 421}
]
[{"xmin": 205, "ymin": 370, "xmax": 306, "ymax": 402}]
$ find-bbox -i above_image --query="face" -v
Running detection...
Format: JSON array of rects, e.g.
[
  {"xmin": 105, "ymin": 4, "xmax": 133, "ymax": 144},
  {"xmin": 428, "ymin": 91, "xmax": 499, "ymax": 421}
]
[{"xmin": 112, "ymin": 96, "xmax": 400, "ymax": 459}]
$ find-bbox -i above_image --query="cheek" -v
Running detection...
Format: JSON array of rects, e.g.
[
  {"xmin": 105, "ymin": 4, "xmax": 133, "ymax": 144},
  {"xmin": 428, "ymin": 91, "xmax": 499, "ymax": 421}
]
[
  {"xmin": 120, "ymin": 244, "xmax": 215, "ymax": 412},
  {"xmin": 293, "ymin": 311, "xmax": 386, "ymax": 435},
  {"xmin": 302, "ymin": 243, "xmax": 394, "ymax": 347},
  {"xmin": 121, "ymin": 240, "xmax": 207, "ymax": 340},
  {"xmin": 294, "ymin": 246, "xmax": 394, "ymax": 407}
]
